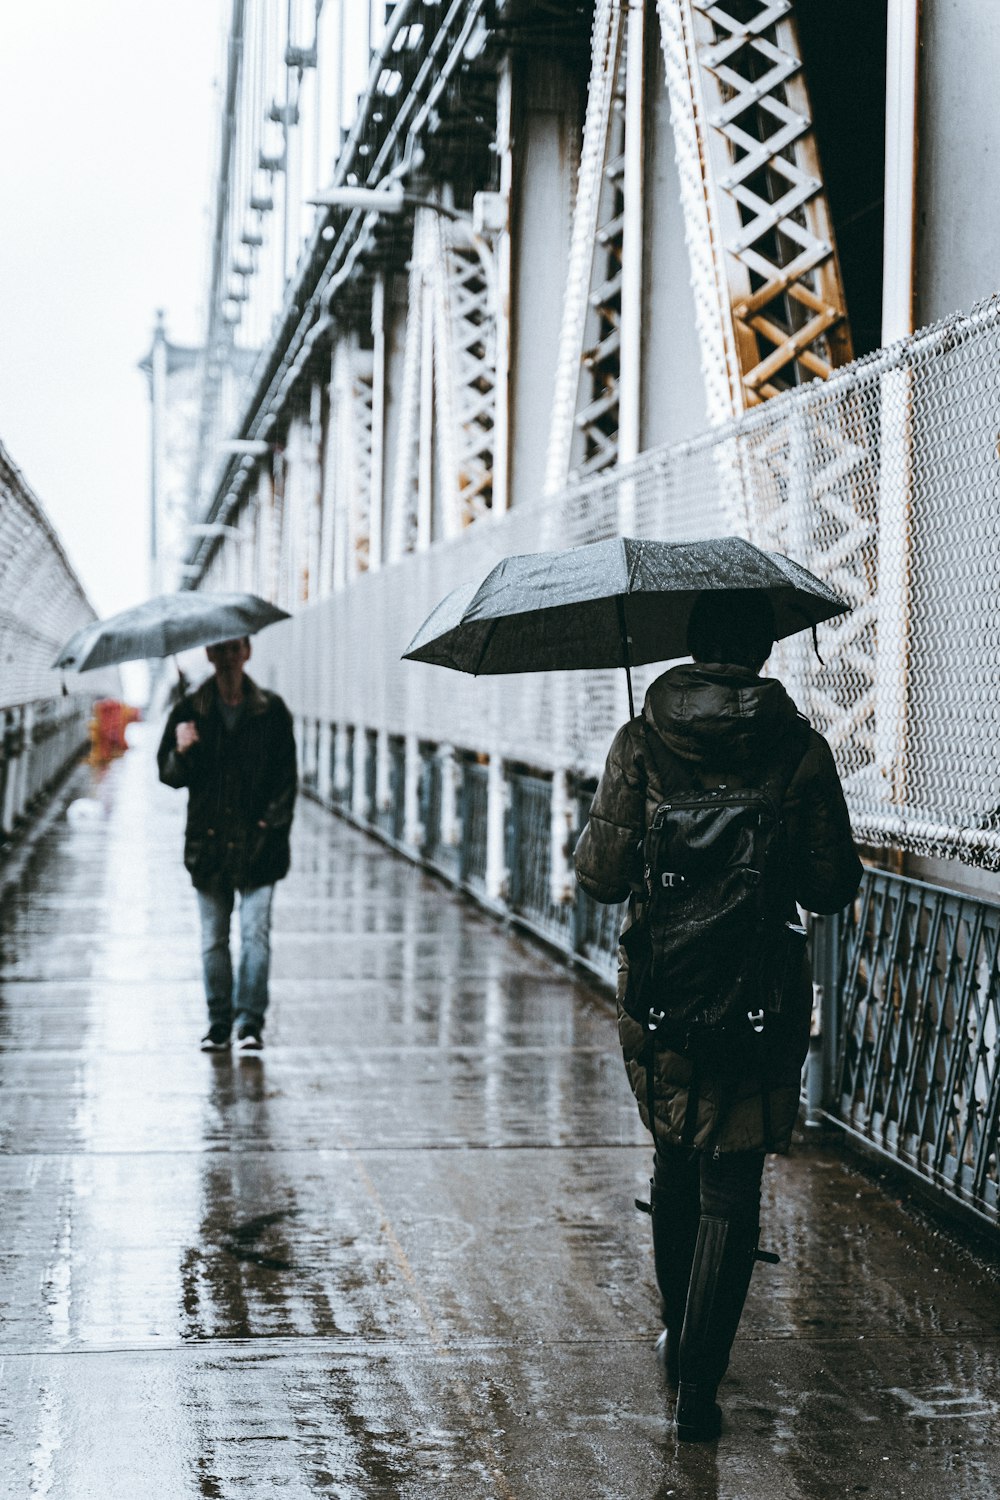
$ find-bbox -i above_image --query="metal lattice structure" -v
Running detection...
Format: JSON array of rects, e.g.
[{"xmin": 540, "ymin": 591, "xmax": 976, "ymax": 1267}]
[
  {"xmin": 0, "ymin": 443, "xmax": 98, "ymax": 712},
  {"xmin": 254, "ymin": 294, "xmax": 1000, "ymax": 874},
  {"xmin": 330, "ymin": 337, "xmax": 376, "ymax": 583},
  {"xmin": 434, "ymin": 218, "xmax": 498, "ymax": 529},
  {"xmin": 658, "ymin": 0, "xmax": 852, "ymax": 417},
  {"xmin": 388, "ymin": 216, "xmax": 432, "ymax": 563},
  {"xmin": 545, "ymin": 0, "xmax": 628, "ymax": 491},
  {"xmin": 828, "ymin": 870, "xmax": 1000, "ymax": 1222}
]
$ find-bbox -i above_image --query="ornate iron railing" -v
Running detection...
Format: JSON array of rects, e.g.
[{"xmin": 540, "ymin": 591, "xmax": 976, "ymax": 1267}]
[{"xmin": 816, "ymin": 870, "xmax": 1000, "ymax": 1224}]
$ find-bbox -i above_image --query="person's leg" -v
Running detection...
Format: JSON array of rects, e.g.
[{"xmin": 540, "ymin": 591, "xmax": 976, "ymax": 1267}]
[
  {"xmin": 233, "ymin": 884, "xmax": 275, "ymax": 1037},
  {"xmin": 675, "ymin": 1150, "xmax": 766, "ymax": 1441},
  {"xmin": 650, "ymin": 1144, "xmax": 702, "ymax": 1386},
  {"xmin": 195, "ymin": 882, "xmax": 235, "ymax": 1039}
]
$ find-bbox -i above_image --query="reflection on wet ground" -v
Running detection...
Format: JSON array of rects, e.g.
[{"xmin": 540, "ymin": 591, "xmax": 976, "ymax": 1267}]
[{"xmin": 0, "ymin": 730, "xmax": 998, "ymax": 1497}]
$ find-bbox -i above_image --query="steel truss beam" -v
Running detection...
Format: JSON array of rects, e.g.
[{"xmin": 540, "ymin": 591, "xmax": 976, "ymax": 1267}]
[
  {"xmin": 433, "ymin": 218, "xmax": 497, "ymax": 531},
  {"xmin": 545, "ymin": 0, "xmax": 628, "ymax": 493},
  {"xmin": 388, "ymin": 205, "xmax": 500, "ymax": 559},
  {"xmin": 657, "ymin": 0, "xmax": 871, "ymax": 774},
  {"xmin": 659, "ymin": 0, "xmax": 852, "ymax": 416},
  {"xmin": 331, "ymin": 336, "xmax": 376, "ymax": 583},
  {"xmin": 188, "ymin": 0, "xmax": 495, "ymax": 583}
]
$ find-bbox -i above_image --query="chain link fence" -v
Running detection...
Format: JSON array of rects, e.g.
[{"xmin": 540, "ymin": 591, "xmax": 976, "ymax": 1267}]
[
  {"xmin": 0, "ymin": 443, "xmax": 98, "ymax": 712},
  {"xmin": 0, "ymin": 442, "xmax": 109, "ymax": 844},
  {"xmin": 256, "ymin": 294, "xmax": 1000, "ymax": 873}
]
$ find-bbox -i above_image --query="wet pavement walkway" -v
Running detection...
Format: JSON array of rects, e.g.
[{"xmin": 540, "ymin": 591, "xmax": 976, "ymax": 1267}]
[{"xmin": 1, "ymin": 729, "xmax": 998, "ymax": 1499}]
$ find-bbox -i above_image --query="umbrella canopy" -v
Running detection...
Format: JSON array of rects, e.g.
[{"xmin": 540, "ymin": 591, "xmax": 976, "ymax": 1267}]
[
  {"xmin": 403, "ymin": 535, "xmax": 848, "ymax": 683},
  {"xmin": 54, "ymin": 591, "xmax": 290, "ymax": 673}
]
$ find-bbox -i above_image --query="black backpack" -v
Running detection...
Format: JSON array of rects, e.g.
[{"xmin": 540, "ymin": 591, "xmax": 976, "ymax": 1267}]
[{"xmin": 621, "ymin": 718, "xmax": 810, "ymax": 1067}]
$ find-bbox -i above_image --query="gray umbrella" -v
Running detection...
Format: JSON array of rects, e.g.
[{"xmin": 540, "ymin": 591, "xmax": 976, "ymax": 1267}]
[
  {"xmin": 54, "ymin": 591, "xmax": 290, "ymax": 672},
  {"xmin": 402, "ymin": 536, "xmax": 849, "ymax": 714}
]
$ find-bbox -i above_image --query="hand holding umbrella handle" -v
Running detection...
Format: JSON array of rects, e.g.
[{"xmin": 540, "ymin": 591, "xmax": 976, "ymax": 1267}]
[{"xmin": 175, "ymin": 721, "xmax": 200, "ymax": 755}]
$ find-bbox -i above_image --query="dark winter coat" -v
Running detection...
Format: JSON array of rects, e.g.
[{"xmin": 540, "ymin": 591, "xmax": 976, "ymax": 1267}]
[
  {"xmin": 157, "ymin": 674, "xmax": 298, "ymax": 891},
  {"xmin": 574, "ymin": 662, "xmax": 863, "ymax": 1154}
]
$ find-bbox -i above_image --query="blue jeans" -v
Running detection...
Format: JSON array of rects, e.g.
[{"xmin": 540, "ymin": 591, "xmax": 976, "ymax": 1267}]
[{"xmin": 196, "ymin": 882, "xmax": 275, "ymax": 1030}]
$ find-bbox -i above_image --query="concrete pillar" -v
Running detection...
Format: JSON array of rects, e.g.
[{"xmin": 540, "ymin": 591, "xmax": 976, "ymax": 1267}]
[
  {"xmin": 485, "ymin": 753, "xmax": 507, "ymax": 903},
  {"xmin": 333, "ymin": 724, "xmax": 350, "ymax": 800},
  {"xmin": 375, "ymin": 728, "xmax": 391, "ymax": 813},
  {"xmin": 13, "ymin": 706, "xmax": 33, "ymax": 821},
  {"xmin": 352, "ymin": 726, "xmax": 368, "ymax": 821},
  {"xmin": 439, "ymin": 745, "xmax": 459, "ymax": 847},
  {"xmin": 549, "ymin": 767, "xmax": 575, "ymax": 907},
  {"xmin": 1, "ymin": 712, "xmax": 17, "ymax": 833},
  {"xmin": 316, "ymin": 722, "xmax": 333, "ymax": 803},
  {"xmin": 403, "ymin": 732, "xmax": 422, "ymax": 850},
  {"xmin": 508, "ymin": 50, "xmax": 583, "ymax": 512}
]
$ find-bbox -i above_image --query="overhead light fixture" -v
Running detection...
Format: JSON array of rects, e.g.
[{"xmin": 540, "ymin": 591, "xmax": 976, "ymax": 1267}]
[
  {"xmin": 307, "ymin": 183, "xmax": 406, "ymax": 214},
  {"xmin": 308, "ymin": 183, "xmax": 505, "ymax": 235}
]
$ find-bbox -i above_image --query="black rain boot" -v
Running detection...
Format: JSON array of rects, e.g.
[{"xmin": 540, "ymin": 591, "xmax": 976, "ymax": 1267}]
[
  {"xmin": 649, "ymin": 1179, "xmax": 699, "ymax": 1388},
  {"xmin": 675, "ymin": 1214, "xmax": 759, "ymax": 1442}
]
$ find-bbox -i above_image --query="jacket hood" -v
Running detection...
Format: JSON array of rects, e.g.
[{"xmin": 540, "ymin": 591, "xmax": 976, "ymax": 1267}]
[{"xmin": 643, "ymin": 662, "xmax": 800, "ymax": 769}]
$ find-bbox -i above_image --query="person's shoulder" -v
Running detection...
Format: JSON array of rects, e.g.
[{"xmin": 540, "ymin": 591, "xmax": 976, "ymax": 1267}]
[
  {"xmin": 791, "ymin": 719, "xmax": 840, "ymax": 786},
  {"xmin": 244, "ymin": 677, "xmax": 289, "ymax": 715},
  {"xmin": 261, "ymin": 687, "xmax": 294, "ymax": 722},
  {"xmin": 611, "ymin": 715, "xmax": 646, "ymax": 761}
]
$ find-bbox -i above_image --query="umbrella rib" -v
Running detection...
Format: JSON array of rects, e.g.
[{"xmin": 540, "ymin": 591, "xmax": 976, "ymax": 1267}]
[{"xmin": 473, "ymin": 618, "xmax": 501, "ymax": 677}]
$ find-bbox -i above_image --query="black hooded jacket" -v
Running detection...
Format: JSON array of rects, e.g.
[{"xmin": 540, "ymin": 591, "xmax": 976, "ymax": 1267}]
[
  {"xmin": 574, "ymin": 662, "xmax": 862, "ymax": 1152},
  {"xmin": 157, "ymin": 674, "xmax": 297, "ymax": 891}
]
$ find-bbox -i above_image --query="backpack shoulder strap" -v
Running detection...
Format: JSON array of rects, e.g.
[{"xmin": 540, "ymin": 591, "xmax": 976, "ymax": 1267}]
[{"xmin": 759, "ymin": 714, "xmax": 811, "ymax": 806}]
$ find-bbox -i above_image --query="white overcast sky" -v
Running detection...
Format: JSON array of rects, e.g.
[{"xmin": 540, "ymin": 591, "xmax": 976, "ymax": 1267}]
[{"xmin": 0, "ymin": 1, "xmax": 225, "ymax": 617}]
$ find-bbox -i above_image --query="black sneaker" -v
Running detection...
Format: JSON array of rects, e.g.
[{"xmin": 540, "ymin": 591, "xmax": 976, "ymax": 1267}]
[
  {"xmin": 235, "ymin": 1023, "xmax": 263, "ymax": 1054},
  {"xmin": 200, "ymin": 1023, "xmax": 231, "ymax": 1052}
]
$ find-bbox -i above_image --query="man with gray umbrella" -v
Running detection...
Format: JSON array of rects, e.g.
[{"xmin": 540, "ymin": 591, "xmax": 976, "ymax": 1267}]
[{"xmin": 157, "ymin": 636, "xmax": 297, "ymax": 1053}]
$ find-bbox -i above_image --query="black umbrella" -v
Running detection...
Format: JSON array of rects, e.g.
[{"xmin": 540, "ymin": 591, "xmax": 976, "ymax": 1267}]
[
  {"xmin": 403, "ymin": 536, "xmax": 849, "ymax": 715},
  {"xmin": 54, "ymin": 591, "xmax": 290, "ymax": 672}
]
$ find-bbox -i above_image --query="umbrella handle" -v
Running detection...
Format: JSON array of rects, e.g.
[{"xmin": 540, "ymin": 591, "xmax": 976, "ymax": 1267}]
[{"xmin": 615, "ymin": 596, "xmax": 635, "ymax": 719}]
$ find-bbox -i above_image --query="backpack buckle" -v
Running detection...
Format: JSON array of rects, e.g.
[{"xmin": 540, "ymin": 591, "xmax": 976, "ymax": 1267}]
[
  {"xmin": 646, "ymin": 1006, "xmax": 666, "ymax": 1034},
  {"xmin": 660, "ymin": 871, "xmax": 685, "ymax": 889},
  {"xmin": 748, "ymin": 1008, "xmax": 765, "ymax": 1033}
]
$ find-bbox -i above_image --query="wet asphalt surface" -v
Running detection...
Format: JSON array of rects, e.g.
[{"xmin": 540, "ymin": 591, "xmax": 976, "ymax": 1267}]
[{"xmin": 0, "ymin": 729, "xmax": 998, "ymax": 1499}]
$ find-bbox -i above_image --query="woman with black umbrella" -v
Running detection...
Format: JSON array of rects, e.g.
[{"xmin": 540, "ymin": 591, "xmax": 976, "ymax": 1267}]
[{"xmin": 574, "ymin": 589, "xmax": 862, "ymax": 1442}]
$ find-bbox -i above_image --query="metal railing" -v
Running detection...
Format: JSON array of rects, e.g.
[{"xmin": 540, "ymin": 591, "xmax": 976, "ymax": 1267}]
[
  {"xmin": 0, "ymin": 441, "xmax": 105, "ymax": 857},
  {"xmin": 505, "ymin": 770, "xmax": 576, "ymax": 948},
  {"xmin": 302, "ymin": 717, "xmax": 999, "ymax": 1228},
  {"xmin": 1, "ymin": 698, "xmax": 90, "ymax": 845},
  {"xmin": 459, "ymin": 758, "xmax": 489, "ymax": 889},
  {"xmin": 815, "ymin": 871, "xmax": 1000, "ymax": 1225}
]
